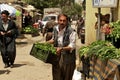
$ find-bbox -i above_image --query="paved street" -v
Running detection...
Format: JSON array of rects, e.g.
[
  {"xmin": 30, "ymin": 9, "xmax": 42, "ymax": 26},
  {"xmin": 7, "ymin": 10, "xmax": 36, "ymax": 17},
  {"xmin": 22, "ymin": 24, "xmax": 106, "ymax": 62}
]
[{"xmin": 0, "ymin": 24, "xmax": 85, "ymax": 80}]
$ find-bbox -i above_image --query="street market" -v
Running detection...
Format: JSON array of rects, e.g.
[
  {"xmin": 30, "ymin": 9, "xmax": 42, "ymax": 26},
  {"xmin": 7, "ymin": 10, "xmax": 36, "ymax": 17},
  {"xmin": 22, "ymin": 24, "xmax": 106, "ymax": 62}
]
[{"xmin": 0, "ymin": 0, "xmax": 120, "ymax": 80}]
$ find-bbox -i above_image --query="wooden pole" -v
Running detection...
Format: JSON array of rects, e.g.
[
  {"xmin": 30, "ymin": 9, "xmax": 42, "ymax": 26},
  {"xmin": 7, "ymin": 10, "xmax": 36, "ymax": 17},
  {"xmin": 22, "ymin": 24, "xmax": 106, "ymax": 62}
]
[{"xmin": 97, "ymin": 8, "xmax": 101, "ymax": 40}]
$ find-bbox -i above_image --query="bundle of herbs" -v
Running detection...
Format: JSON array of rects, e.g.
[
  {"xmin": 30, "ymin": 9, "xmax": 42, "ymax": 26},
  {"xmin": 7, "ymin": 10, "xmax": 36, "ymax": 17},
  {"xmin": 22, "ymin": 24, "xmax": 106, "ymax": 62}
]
[
  {"xmin": 34, "ymin": 42, "xmax": 56, "ymax": 54},
  {"xmin": 108, "ymin": 20, "xmax": 120, "ymax": 42},
  {"xmin": 78, "ymin": 40, "xmax": 120, "ymax": 60},
  {"xmin": 30, "ymin": 42, "xmax": 57, "ymax": 63},
  {"xmin": 22, "ymin": 25, "xmax": 39, "ymax": 34}
]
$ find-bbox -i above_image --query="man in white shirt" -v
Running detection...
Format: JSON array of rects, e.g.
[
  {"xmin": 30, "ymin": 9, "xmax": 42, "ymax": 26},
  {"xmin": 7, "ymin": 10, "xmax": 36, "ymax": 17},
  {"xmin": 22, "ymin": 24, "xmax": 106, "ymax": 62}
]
[{"xmin": 47, "ymin": 14, "xmax": 76, "ymax": 80}]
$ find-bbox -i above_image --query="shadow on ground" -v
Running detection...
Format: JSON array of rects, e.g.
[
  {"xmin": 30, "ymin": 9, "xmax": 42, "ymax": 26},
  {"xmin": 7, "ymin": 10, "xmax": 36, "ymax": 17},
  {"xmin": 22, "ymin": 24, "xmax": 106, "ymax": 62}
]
[
  {"xmin": 0, "ymin": 69, "xmax": 11, "ymax": 75},
  {"xmin": 16, "ymin": 42, "xmax": 28, "ymax": 44},
  {"xmin": 12, "ymin": 63, "xmax": 27, "ymax": 68}
]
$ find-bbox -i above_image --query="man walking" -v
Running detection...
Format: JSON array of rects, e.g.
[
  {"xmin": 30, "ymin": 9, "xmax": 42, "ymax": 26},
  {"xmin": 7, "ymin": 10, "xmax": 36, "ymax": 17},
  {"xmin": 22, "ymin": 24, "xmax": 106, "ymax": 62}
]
[
  {"xmin": 47, "ymin": 14, "xmax": 76, "ymax": 80},
  {"xmin": 0, "ymin": 10, "xmax": 18, "ymax": 68}
]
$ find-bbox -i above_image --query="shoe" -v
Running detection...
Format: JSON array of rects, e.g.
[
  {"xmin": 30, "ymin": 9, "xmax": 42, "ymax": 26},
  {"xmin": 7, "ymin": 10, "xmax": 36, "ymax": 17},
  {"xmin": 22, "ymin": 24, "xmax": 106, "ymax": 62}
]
[
  {"xmin": 10, "ymin": 65, "xmax": 14, "ymax": 68},
  {"xmin": 4, "ymin": 64, "xmax": 10, "ymax": 68}
]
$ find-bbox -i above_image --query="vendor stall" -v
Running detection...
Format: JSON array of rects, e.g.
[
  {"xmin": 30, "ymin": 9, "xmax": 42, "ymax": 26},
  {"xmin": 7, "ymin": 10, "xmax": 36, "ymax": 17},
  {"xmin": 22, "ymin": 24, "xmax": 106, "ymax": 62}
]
[
  {"xmin": 79, "ymin": 40, "xmax": 120, "ymax": 80},
  {"xmin": 89, "ymin": 58, "xmax": 120, "ymax": 80}
]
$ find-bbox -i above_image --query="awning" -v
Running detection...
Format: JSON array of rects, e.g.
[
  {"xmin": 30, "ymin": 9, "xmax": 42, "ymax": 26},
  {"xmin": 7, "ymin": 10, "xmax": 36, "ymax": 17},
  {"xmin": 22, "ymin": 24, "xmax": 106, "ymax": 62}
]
[
  {"xmin": 0, "ymin": 3, "xmax": 21, "ymax": 16},
  {"xmin": 23, "ymin": 5, "xmax": 35, "ymax": 11}
]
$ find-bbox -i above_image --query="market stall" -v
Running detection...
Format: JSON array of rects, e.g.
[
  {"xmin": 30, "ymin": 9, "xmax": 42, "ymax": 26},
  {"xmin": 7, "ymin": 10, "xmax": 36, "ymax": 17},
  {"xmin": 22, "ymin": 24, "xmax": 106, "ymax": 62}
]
[
  {"xmin": 79, "ymin": 39, "xmax": 120, "ymax": 80},
  {"xmin": 89, "ymin": 57, "xmax": 120, "ymax": 80}
]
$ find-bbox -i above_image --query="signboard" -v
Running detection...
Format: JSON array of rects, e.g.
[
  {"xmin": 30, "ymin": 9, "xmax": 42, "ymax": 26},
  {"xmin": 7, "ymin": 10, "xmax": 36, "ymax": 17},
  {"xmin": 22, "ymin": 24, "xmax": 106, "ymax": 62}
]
[{"xmin": 93, "ymin": 0, "xmax": 118, "ymax": 8}]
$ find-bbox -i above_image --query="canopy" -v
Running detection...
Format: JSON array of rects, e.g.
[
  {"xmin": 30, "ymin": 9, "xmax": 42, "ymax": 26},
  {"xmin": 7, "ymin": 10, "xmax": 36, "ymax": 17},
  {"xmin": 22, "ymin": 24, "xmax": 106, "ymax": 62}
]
[
  {"xmin": 0, "ymin": 4, "xmax": 20, "ymax": 16},
  {"xmin": 23, "ymin": 5, "xmax": 35, "ymax": 11}
]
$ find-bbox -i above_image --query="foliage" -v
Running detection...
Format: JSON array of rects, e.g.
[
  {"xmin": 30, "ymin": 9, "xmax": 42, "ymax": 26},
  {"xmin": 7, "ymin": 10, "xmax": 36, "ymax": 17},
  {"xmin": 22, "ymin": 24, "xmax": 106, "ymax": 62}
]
[
  {"xmin": 30, "ymin": 42, "xmax": 56, "ymax": 62},
  {"xmin": 108, "ymin": 20, "xmax": 120, "ymax": 42},
  {"xmin": 22, "ymin": 25, "xmax": 38, "ymax": 34},
  {"xmin": 62, "ymin": 3, "xmax": 82, "ymax": 17},
  {"xmin": 34, "ymin": 42, "xmax": 56, "ymax": 54},
  {"xmin": 22, "ymin": 0, "xmax": 82, "ymax": 17},
  {"xmin": 78, "ymin": 40, "xmax": 120, "ymax": 60},
  {"xmin": 79, "ymin": 46, "xmax": 89, "ymax": 58}
]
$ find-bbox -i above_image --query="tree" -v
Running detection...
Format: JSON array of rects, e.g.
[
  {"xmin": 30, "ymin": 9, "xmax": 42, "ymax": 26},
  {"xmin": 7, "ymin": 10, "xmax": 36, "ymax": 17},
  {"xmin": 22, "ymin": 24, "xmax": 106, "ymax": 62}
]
[
  {"xmin": 23, "ymin": 0, "xmax": 59, "ymax": 14},
  {"xmin": 62, "ymin": 3, "xmax": 82, "ymax": 18},
  {"xmin": 22, "ymin": 0, "xmax": 82, "ymax": 17}
]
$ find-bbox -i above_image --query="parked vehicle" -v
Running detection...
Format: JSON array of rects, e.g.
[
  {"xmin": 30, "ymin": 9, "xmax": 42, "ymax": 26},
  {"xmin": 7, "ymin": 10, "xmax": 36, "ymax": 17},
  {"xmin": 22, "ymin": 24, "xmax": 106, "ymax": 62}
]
[
  {"xmin": 41, "ymin": 14, "xmax": 58, "ymax": 28},
  {"xmin": 41, "ymin": 8, "xmax": 62, "ymax": 29}
]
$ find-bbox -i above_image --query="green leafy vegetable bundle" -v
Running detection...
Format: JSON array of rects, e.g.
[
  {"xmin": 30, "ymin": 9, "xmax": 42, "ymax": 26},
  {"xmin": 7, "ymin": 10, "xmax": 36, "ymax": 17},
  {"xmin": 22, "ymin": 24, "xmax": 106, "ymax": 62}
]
[
  {"xmin": 22, "ymin": 25, "xmax": 39, "ymax": 34},
  {"xmin": 34, "ymin": 42, "xmax": 56, "ymax": 54},
  {"xmin": 108, "ymin": 20, "xmax": 120, "ymax": 42},
  {"xmin": 79, "ymin": 40, "xmax": 120, "ymax": 60},
  {"xmin": 30, "ymin": 42, "xmax": 57, "ymax": 63}
]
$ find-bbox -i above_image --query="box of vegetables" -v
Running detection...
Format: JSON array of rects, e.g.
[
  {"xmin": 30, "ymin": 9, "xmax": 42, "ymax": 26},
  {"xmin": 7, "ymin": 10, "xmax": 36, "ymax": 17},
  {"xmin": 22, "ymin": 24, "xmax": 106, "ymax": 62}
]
[{"xmin": 30, "ymin": 42, "xmax": 58, "ymax": 64}]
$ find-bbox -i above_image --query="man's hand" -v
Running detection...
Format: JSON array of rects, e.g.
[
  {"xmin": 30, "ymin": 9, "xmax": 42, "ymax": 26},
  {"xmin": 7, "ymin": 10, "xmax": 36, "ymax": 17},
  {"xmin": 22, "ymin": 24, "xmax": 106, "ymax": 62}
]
[
  {"xmin": 5, "ymin": 30, "xmax": 12, "ymax": 36},
  {"xmin": 7, "ymin": 30, "xmax": 11, "ymax": 34},
  {"xmin": 56, "ymin": 47, "xmax": 63, "ymax": 56},
  {"xmin": 0, "ymin": 31, "xmax": 6, "ymax": 35}
]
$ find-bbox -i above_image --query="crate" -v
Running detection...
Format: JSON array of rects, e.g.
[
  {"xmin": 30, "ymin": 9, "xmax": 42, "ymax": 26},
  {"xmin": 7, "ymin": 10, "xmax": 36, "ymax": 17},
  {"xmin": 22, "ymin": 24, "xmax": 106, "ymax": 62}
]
[{"xmin": 30, "ymin": 43, "xmax": 59, "ymax": 65}]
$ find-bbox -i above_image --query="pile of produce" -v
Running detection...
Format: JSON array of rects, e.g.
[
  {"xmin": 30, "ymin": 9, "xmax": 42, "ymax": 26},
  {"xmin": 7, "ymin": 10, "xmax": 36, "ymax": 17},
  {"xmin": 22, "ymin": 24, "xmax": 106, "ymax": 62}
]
[
  {"xmin": 34, "ymin": 42, "xmax": 56, "ymax": 54},
  {"xmin": 108, "ymin": 20, "xmax": 120, "ymax": 42},
  {"xmin": 22, "ymin": 25, "xmax": 39, "ymax": 34},
  {"xmin": 30, "ymin": 42, "xmax": 56, "ymax": 62},
  {"xmin": 79, "ymin": 40, "xmax": 120, "ymax": 60}
]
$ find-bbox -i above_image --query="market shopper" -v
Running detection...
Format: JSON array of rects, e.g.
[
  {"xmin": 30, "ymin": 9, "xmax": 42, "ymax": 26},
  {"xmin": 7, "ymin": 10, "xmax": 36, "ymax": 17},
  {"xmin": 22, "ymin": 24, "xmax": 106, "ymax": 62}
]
[
  {"xmin": 42, "ymin": 16, "xmax": 57, "ymax": 41},
  {"xmin": 22, "ymin": 11, "xmax": 32, "ymax": 28},
  {"xmin": 94, "ymin": 13, "xmax": 110, "ymax": 40},
  {"xmin": 0, "ymin": 10, "xmax": 18, "ymax": 68},
  {"xmin": 76, "ymin": 16, "xmax": 84, "ymax": 39},
  {"xmin": 47, "ymin": 14, "xmax": 76, "ymax": 80}
]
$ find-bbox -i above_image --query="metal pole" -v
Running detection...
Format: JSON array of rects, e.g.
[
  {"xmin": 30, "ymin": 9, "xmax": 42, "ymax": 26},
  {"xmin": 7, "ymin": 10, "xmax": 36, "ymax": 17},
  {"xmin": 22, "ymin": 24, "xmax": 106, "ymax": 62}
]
[{"xmin": 97, "ymin": 8, "xmax": 101, "ymax": 40}]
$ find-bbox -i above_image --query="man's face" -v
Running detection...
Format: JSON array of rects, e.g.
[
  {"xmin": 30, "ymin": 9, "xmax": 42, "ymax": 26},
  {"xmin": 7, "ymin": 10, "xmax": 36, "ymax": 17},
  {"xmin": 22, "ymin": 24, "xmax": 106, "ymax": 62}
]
[
  {"xmin": 1, "ymin": 14, "xmax": 8, "ymax": 22},
  {"xmin": 58, "ymin": 15, "xmax": 68, "ymax": 28}
]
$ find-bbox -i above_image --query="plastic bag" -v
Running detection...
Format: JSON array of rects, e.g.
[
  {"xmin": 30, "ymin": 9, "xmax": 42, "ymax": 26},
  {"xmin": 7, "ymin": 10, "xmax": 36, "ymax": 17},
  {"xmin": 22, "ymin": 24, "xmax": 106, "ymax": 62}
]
[{"xmin": 72, "ymin": 69, "xmax": 81, "ymax": 80}]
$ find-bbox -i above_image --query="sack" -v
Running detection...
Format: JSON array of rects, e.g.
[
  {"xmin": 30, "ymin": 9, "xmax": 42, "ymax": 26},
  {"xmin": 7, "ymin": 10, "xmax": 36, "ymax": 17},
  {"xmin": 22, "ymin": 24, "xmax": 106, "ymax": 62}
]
[
  {"xmin": 30, "ymin": 43, "xmax": 58, "ymax": 65},
  {"xmin": 72, "ymin": 69, "xmax": 81, "ymax": 80}
]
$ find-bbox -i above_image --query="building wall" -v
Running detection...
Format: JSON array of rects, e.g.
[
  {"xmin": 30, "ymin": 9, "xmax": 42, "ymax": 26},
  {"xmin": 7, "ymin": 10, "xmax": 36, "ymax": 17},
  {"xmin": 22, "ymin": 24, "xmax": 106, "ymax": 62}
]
[
  {"xmin": 118, "ymin": 0, "xmax": 120, "ymax": 20},
  {"xmin": 0, "ymin": 0, "xmax": 16, "ymax": 3},
  {"xmin": 112, "ymin": 0, "xmax": 120, "ymax": 21},
  {"xmin": 85, "ymin": 0, "xmax": 110, "ymax": 45}
]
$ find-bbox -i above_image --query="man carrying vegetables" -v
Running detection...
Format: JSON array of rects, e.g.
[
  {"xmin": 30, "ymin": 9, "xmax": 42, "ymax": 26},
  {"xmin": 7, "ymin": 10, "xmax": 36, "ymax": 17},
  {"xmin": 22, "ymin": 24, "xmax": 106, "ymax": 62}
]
[{"xmin": 47, "ymin": 14, "xmax": 76, "ymax": 80}]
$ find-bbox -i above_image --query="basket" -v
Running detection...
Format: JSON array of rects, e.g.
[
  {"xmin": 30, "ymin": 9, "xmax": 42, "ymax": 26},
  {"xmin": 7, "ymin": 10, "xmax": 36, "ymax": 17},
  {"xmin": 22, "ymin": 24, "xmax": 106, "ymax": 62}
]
[{"xmin": 30, "ymin": 43, "xmax": 59, "ymax": 65}]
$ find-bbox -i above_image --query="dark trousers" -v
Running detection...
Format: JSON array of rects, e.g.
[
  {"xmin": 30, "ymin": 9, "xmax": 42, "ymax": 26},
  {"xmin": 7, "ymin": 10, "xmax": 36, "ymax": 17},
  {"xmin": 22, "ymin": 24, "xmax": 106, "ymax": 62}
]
[
  {"xmin": 52, "ymin": 63, "xmax": 61, "ymax": 80},
  {"xmin": 1, "ymin": 41, "xmax": 16, "ymax": 65},
  {"xmin": 60, "ymin": 62, "xmax": 76, "ymax": 80}
]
